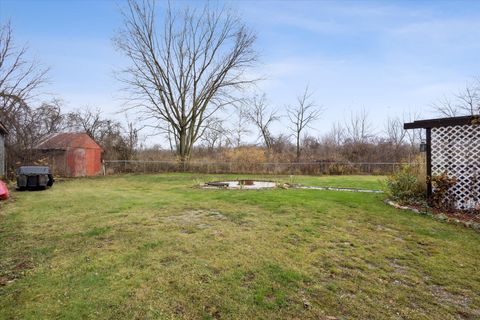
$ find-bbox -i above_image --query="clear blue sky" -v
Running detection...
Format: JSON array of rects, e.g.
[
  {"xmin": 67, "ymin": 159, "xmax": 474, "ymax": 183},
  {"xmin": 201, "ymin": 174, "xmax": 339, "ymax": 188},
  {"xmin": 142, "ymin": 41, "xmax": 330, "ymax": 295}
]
[{"xmin": 1, "ymin": 0, "xmax": 479, "ymax": 144}]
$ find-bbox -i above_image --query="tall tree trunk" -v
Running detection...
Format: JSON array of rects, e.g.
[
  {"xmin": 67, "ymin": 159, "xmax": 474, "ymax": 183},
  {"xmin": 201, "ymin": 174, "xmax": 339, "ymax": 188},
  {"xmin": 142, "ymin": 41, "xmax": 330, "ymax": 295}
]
[{"xmin": 296, "ymin": 133, "xmax": 301, "ymax": 162}]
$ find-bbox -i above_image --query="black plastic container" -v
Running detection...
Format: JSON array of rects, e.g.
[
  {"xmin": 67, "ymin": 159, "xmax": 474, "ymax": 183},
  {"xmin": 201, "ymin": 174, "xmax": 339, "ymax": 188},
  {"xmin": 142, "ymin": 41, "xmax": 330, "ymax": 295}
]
[{"xmin": 16, "ymin": 166, "xmax": 54, "ymax": 190}]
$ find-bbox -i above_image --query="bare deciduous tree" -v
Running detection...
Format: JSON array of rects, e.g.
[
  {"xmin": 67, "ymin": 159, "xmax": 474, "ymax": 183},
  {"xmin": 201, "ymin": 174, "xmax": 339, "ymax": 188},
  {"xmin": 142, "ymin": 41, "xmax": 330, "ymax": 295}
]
[
  {"xmin": 385, "ymin": 116, "xmax": 406, "ymax": 151},
  {"xmin": 0, "ymin": 21, "xmax": 51, "ymax": 176},
  {"xmin": 1, "ymin": 98, "xmax": 65, "ymax": 176},
  {"xmin": 200, "ymin": 117, "xmax": 227, "ymax": 150},
  {"xmin": 432, "ymin": 78, "xmax": 480, "ymax": 117},
  {"xmin": 341, "ymin": 109, "xmax": 375, "ymax": 162},
  {"xmin": 457, "ymin": 79, "xmax": 480, "ymax": 115},
  {"xmin": 246, "ymin": 94, "xmax": 279, "ymax": 150},
  {"xmin": 230, "ymin": 104, "xmax": 250, "ymax": 147},
  {"xmin": 66, "ymin": 107, "xmax": 107, "ymax": 141},
  {"xmin": 317, "ymin": 122, "xmax": 345, "ymax": 160},
  {"xmin": 403, "ymin": 111, "xmax": 424, "ymax": 153},
  {"xmin": 0, "ymin": 21, "xmax": 48, "ymax": 109},
  {"xmin": 327, "ymin": 122, "xmax": 345, "ymax": 146},
  {"xmin": 344, "ymin": 108, "xmax": 374, "ymax": 144},
  {"xmin": 67, "ymin": 107, "xmax": 140, "ymax": 160},
  {"xmin": 287, "ymin": 86, "xmax": 323, "ymax": 161},
  {"xmin": 4, "ymin": 100, "xmax": 63, "ymax": 150},
  {"xmin": 431, "ymin": 96, "xmax": 460, "ymax": 117},
  {"xmin": 125, "ymin": 121, "xmax": 140, "ymax": 158},
  {"xmin": 114, "ymin": 0, "xmax": 257, "ymax": 163}
]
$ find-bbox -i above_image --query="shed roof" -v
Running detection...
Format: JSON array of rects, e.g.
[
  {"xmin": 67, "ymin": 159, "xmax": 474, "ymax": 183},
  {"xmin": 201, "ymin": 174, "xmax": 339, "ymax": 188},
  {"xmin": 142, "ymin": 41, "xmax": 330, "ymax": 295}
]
[
  {"xmin": 0, "ymin": 121, "xmax": 8, "ymax": 135},
  {"xmin": 36, "ymin": 133, "xmax": 102, "ymax": 150},
  {"xmin": 404, "ymin": 115, "xmax": 479, "ymax": 130}
]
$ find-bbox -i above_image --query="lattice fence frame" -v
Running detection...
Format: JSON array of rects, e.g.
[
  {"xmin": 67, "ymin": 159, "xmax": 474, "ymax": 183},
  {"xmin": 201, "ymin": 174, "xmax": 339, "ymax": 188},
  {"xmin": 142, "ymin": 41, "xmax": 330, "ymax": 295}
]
[
  {"xmin": 404, "ymin": 116, "xmax": 480, "ymax": 211},
  {"xmin": 431, "ymin": 124, "xmax": 480, "ymax": 210}
]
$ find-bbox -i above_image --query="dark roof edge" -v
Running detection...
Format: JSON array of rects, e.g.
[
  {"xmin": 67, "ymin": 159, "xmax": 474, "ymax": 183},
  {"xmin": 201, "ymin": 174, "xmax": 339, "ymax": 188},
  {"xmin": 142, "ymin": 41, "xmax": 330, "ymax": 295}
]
[
  {"xmin": 36, "ymin": 146, "xmax": 102, "ymax": 151},
  {"xmin": 404, "ymin": 115, "xmax": 480, "ymax": 129},
  {"xmin": 36, "ymin": 147, "xmax": 67, "ymax": 151}
]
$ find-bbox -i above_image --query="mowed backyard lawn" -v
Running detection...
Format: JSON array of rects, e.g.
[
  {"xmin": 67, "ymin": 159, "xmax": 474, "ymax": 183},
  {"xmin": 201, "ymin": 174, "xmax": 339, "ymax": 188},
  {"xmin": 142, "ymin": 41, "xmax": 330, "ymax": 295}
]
[{"xmin": 1, "ymin": 174, "xmax": 479, "ymax": 319}]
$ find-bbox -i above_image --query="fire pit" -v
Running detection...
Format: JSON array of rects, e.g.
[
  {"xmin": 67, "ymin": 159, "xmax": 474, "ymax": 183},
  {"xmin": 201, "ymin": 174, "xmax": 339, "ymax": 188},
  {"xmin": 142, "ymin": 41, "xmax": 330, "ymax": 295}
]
[
  {"xmin": 204, "ymin": 180, "xmax": 276, "ymax": 189},
  {"xmin": 201, "ymin": 180, "xmax": 384, "ymax": 193}
]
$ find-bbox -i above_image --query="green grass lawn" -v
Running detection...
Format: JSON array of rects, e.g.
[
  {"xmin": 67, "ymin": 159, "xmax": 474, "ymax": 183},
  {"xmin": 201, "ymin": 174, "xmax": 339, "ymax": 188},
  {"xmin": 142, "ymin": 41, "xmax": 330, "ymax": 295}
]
[{"xmin": 1, "ymin": 174, "xmax": 479, "ymax": 319}]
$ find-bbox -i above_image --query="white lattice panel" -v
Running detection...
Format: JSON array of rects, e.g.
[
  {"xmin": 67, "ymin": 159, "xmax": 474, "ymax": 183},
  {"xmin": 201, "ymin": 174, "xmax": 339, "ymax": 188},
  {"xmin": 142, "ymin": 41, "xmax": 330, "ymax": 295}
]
[{"xmin": 431, "ymin": 124, "xmax": 480, "ymax": 210}]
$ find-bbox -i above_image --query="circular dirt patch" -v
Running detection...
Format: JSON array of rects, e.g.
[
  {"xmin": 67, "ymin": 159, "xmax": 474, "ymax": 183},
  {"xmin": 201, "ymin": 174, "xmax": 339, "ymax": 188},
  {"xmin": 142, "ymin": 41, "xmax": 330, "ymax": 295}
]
[{"xmin": 204, "ymin": 180, "xmax": 277, "ymax": 189}]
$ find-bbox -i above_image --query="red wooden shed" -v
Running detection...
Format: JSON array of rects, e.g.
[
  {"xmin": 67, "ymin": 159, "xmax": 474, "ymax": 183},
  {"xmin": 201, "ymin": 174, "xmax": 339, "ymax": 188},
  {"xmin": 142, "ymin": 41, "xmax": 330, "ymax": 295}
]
[{"xmin": 35, "ymin": 133, "xmax": 102, "ymax": 177}]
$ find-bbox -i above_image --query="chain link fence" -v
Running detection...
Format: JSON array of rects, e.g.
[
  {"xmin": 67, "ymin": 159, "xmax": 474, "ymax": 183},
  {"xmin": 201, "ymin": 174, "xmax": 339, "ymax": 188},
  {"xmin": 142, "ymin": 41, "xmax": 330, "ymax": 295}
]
[{"xmin": 103, "ymin": 160, "xmax": 411, "ymax": 176}]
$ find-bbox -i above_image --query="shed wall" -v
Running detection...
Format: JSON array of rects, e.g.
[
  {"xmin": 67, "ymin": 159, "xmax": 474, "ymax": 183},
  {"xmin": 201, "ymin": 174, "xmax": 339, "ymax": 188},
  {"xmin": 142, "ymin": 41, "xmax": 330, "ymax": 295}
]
[
  {"xmin": 41, "ymin": 150, "xmax": 68, "ymax": 177},
  {"xmin": 87, "ymin": 148, "xmax": 102, "ymax": 176},
  {"xmin": 65, "ymin": 148, "xmax": 102, "ymax": 177}
]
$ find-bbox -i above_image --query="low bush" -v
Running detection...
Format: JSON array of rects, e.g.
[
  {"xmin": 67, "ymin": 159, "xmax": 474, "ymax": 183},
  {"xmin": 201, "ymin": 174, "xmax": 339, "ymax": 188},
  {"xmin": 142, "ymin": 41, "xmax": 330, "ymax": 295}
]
[
  {"xmin": 431, "ymin": 172, "xmax": 457, "ymax": 211},
  {"xmin": 384, "ymin": 165, "xmax": 426, "ymax": 204}
]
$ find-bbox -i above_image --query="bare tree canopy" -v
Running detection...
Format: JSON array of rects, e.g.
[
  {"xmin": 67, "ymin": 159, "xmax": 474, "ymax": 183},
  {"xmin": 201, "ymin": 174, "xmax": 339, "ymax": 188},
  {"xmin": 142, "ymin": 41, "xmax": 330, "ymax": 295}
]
[
  {"xmin": 344, "ymin": 108, "xmax": 374, "ymax": 144},
  {"xmin": 66, "ymin": 107, "xmax": 107, "ymax": 141},
  {"xmin": 0, "ymin": 21, "xmax": 52, "ymax": 176},
  {"xmin": 384, "ymin": 116, "xmax": 406, "ymax": 150},
  {"xmin": 200, "ymin": 117, "xmax": 227, "ymax": 150},
  {"xmin": 114, "ymin": 0, "xmax": 257, "ymax": 162},
  {"xmin": 66, "ymin": 107, "xmax": 140, "ymax": 160},
  {"xmin": 432, "ymin": 78, "xmax": 480, "ymax": 117},
  {"xmin": 287, "ymin": 86, "xmax": 323, "ymax": 161},
  {"xmin": 229, "ymin": 104, "xmax": 250, "ymax": 148},
  {"xmin": 246, "ymin": 93, "xmax": 279, "ymax": 150},
  {"xmin": 325, "ymin": 122, "xmax": 345, "ymax": 147},
  {"xmin": 403, "ymin": 111, "xmax": 424, "ymax": 148},
  {"xmin": 0, "ymin": 21, "xmax": 48, "ymax": 109}
]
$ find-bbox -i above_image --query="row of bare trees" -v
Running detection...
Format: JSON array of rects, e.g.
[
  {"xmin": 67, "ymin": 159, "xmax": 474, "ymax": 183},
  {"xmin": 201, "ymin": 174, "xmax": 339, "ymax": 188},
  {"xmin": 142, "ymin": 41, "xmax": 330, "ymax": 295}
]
[
  {"xmin": 0, "ymin": 21, "xmax": 139, "ymax": 176},
  {"xmin": 183, "ymin": 86, "xmax": 424, "ymax": 163},
  {"xmin": 181, "ymin": 108, "xmax": 423, "ymax": 164},
  {"xmin": 0, "ymin": 21, "xmax": 51, "ymax": 173},
  {"xmin": 239, "ymin": 87, "xmax": 324, "ymax": 161},
  {"xmin": 2, "ymin": 0, "xmax": 479, "ymax": 175},
  {"xmin": 114, "ymin": 1, "xmax": 426, "ymax": 164},
  {"xmin": 113, "ymin": 0, "xmax": 480, "ymax": 165},
  {"xmin": 2, "ymin": 103, "xmax": 139, "ymax": 177}
]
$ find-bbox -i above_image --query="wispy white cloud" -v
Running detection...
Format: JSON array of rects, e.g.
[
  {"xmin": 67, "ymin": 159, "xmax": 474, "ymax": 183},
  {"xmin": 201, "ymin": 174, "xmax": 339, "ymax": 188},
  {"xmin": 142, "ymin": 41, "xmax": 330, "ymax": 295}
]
[{"xmin": 3, "ymin": 0, "xmax": 480, "ymax": 144}]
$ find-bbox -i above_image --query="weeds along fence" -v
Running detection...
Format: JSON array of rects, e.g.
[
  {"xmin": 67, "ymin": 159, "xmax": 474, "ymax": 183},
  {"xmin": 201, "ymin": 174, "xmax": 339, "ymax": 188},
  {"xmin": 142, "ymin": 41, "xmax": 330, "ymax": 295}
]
[{"xmin": 103, "ymin": 160, "xmax": 412, "ymax": 176}]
